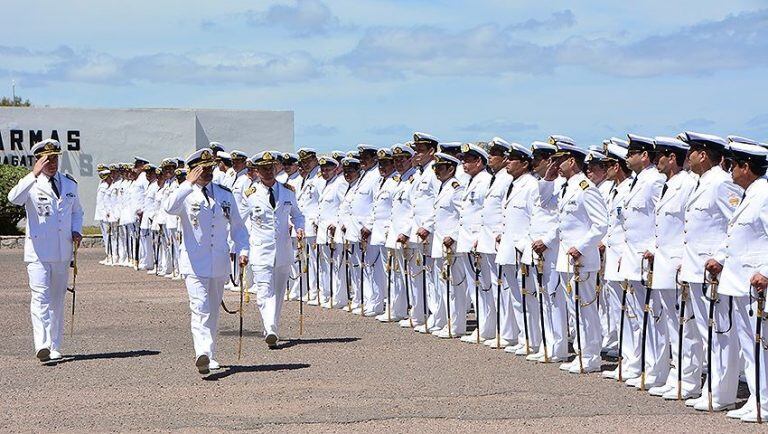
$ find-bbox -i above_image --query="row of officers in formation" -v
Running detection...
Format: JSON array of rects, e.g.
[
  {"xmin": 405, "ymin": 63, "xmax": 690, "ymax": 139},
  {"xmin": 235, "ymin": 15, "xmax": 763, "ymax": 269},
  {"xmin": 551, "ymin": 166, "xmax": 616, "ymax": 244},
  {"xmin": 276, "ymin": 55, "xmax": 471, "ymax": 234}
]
[{"xmin": 8, "ymin": 131, "xmax": 768, "ymax": 424}]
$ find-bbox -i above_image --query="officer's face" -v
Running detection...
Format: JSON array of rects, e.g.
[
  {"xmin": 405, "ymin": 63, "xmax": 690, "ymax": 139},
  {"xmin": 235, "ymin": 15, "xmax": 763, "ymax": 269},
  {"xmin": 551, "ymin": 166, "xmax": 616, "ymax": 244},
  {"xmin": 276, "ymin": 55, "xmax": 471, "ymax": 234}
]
[
  {"xmin": 488, "ymin": 147, "xmax": 508, "ymax": 172},
  {"xmin": 586, "ymin": 161, "xmax": 607, "ymax": 185},
  {"xmin": 731, "ymin": 160, "xmax": 753, "ymax": 189},
  {"xmin": 556, "ymin": 155, "xmax": 576, "ymax": 178},
  {"xmin": 256, "ymin": 163, "xmax": 276, "ymax": 185},
  {"xmin": 378, "ymin": 159, "xmax": 395, "ymax": 177},
  {"xmin": 343, "ymin": 166, "xmax": 361, "ymax": 183},
  {"xmin": 299, "ymin": 157, "xmax": 317, "ymax": 174},
  {"xmin": 461, "ymin": 154, "xmax": 485, "ymax": 176},
  {"xmin": 393, "ymin": 155, "xmax": 412, "ymax": 173},
  {"xmin": 40, "ymin": 154, "xmax": 59, "ymax": 176},
  {"xmin": 284, "ymin": 162, "xmax": 299, "ymax": 175},
  {"xmin": 433, "ymin": 163, "xmax": 454, "ymax": 182},
  {"xmin": 505, "ymin": 156, "xmax": 528, "ymax": 178},
  {"xmin": 199, "ymin": 165, "xmax": 214, "ymax": 184},
  {"xmin": 625, "ymin": 149, "xmax": 645, "ymax": 172},
  {"xmin": 360, "ymin": 152, "xmax": 377, "ymax": 170},
  {"xmin": 686, "ymin": 146, "xmax": 705, "ymax": 174},
  {"xmin": 413, "ymin": 143, "xmax": 435, "ymax": 166},
  {"xmin": 320, "ymin": 164, "xmax": 336, "ymax": 180},
  {"xmin": 532, "ymin": 153, "xmax": 551, "ymax": 177}
]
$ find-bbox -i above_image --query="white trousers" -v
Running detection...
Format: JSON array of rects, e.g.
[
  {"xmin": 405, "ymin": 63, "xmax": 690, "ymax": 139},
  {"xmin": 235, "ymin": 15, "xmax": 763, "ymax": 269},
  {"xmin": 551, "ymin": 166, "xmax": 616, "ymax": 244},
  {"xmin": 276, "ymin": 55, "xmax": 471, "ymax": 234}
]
[
  {"xmin": 319, "ymin": 243, "xmax": 344, "ymax": 307},
  {"xmin": 611, "ymin": 280, "xmax": 642, "ymax": 378},
  {"xmin": 506, "ymin": 263, "xmax": 542, "ymax": 350},
  {"xmin": 689, "ymin": 282, "xmax": 739, "ymax": 405},
  {"xmin": 138, "ymin": 228, "xmax": 154, "ymax": 270},
  {"xmin": 28, "ymin": 261, "xmax": 69, "ymax": 352},
  {"xmin": 734, "ymin": 294, "xmax": 768, "ymax": 414},
  {"xmin": 459, "ymin": 253, "xmax": 494, "ymax": 338},
  {"xmin": 631, "ymin": 281, "xmax": 669, "ymax": 385},
  {"xmin": 473, "ymin": 253, "xmax": 499, "ymax": 340},
  {"xmin": 364, "ymin": 244, "xmax": 385, "ymax": 314},
  {"xmin": 435, "ymin": 256, "xmax": 466, "ymax": 334},
  {"xmin": 600, "ymin": 278, "xmax": 621, "ymax": 350},
  {"xmin": 384, "ymin": 248, "xmax": 409, "ymax": 318},
  {"xmin": 536, "ymin": 264, "xmax": 569, "ymax": 358},
  {"xmin": 98, "ymin": 220, "xmax": 109, "ymax": 258},
  {"xmin": 184, "ymin": 275, "xmax": 226, "ymax": 359},
  {"xmin": 658, "ymin": 288, "xmax": 702, "ymax": 394},
  {"xmin": 406, "ymin": 243, "xmax": 429, "ymax": 326},
  {"xmin": 252, "ymin": 265, "xmax": 290, "ymax": 336},
  {"xmin": 165, "ymin": 227, "xmax": 179, "ymax": 276},
  {"xmin": 561, "ymin": 271, "xmax": 602, "ymax": 370}
]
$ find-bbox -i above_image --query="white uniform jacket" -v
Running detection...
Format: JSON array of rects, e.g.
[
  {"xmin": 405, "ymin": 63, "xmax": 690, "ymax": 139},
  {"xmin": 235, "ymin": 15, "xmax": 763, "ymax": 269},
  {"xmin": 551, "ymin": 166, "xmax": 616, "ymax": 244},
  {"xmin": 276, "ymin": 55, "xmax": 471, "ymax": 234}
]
[
  {"xmin": 94, "ymin": 180, "xmax": 108, "ymax": 222},
  {"xmin": 714, "ymin": 178, "xmax": 768, "ymax": 297},
  {"xmin": 547, "ymin": 172, "xmax": 608, "ymax": 273},
  {"xmin": 496, "ymin": 172, "xmax": 538, "ymax": 266},
  {"xmin": 680, "ymin": 166, "xmax": 743, "ymax": 283},
  {"xmin": 165, "ymin": 181, "xmax": 249, "ymax": 278},
  {"xmin": 526, "ymin": 176, "xmax": 565, "ymax": 266},
  {"xmin": 409, "ymin": 161, "xmax": 440, "ymax": 241},
  {"xmin": 477, "ymin": 170, "xmax": 513, "ymax": 255},
  {"xmin": 317, "ymin": 174, "xmax": 346, "ymax": 244},
  {"xmin": 385, "ymin": 167, "xmax": 417, "ymax": 249},
  {"xmin": 649, "ymin": 171, "xmax": 697, "ymax": 289},
  {"xmin": 602, "ymin": 179, "xmax": 631, "ymax": 281},
  {"xmin": 8, "ymin": 171, "xmax": 84, "ymax": 263},
  {"xmin": 456, "ymin": 170, "xmax": 491, "ymax": 254},
  {"xmin": 368, "ymin": 173, "xmax": 397, "ymax": 246},
  {"xmin": 242, "ymin": 181, "xmax": 305, "ymax": 282},
  {"xmin": 339, "ymin": 177, "xmax": 361, "ymax": 243},
  {"xmin": 431, "ymin": 177, "xmax": 463, "ymax": 258},
  {"xmin": 620, "ymin": 166, "xmax": 665, "ymax": 281},
  {"xmin": 296, "ymin": 166, "xmax": 325, "ymax": 237}
]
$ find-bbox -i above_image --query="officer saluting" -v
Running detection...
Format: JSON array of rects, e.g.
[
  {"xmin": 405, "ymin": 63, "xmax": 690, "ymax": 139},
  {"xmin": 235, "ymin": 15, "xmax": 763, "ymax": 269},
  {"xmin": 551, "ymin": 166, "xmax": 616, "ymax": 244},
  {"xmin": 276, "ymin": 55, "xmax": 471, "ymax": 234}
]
[
  {"xmin": 8, "ymin": 139, "xmax": 84, "ymax": 362},
  {"xmin": 165, "ymin": 148, "xmax": 249, "ymax": 375}
]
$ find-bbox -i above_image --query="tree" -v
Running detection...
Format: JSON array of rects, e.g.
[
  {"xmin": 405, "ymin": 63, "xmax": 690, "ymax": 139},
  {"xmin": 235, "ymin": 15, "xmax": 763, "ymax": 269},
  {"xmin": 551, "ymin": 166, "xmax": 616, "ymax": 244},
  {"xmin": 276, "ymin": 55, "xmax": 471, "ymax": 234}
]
[{"xmin": 0, "ymin": 96, "xmax": 31, "ymax": 107}]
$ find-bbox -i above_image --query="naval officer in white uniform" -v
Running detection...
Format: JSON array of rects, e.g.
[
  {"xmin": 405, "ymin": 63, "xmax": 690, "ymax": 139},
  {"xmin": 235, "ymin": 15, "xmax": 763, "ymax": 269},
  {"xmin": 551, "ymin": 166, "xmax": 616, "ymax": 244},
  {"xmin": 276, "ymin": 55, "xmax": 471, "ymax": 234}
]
[
  {"xmin": 165, "ymin": 148, "xmax": 249, "ymax": 375},
  {"xmin": 8, "ymin": 139, "xmax": 84, "ymax": 362}
]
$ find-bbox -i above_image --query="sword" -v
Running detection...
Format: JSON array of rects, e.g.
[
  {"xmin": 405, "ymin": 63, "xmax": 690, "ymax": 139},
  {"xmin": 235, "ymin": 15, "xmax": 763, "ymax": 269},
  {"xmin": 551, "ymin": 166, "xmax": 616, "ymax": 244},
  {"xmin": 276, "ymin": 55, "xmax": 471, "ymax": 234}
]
[
  {"xmin": 344, "ymin": 239, "xmax": 352, "ymax": 312},
  {"xmin": 403, "ymin": 245, "xmax": 413, "ymax": 327},
  {"xmin": 536, "ymin": 254, "xmax": 549, "ymax": 363},
  {"xmin": 520, "ymin": 254, "xmax": 531, "ymax": 354},
  {"xmin": 573, "ymin": 261, "xmax": 584, "ymax": 374},
  {"xmin": 675, "ymin": 270, "xmax": 687, "ymax": 400},
  {"xmin": 754, "ymin": 284, "xmax": 764, "ymax": 424},
  {"xmin": 315, "ymin": 241, "xmax": 321, "ymax": 302},
  {"xmin": 421, "ymin": 239, "xmax": 428, "ymax": 329},
  {"xmin": 386, "ymin": 249, "xmax": 393, "ymax": 322},
  {"xmin": 639, "ymin": 256, "xmax": 654, "ymax": 391},
  {"xmin": 134, "ymin": 225, "xmax": 140, "ymax": 270},
  {"xmin": 472, "ymin": 250, "xmax": 481, "ymax": 344},
  {"xmin": 617, "ymin": 279, "xmax": 629, "ymax": 382},
  {"xmin": 444, "ymin": 245, "xmax": 453, "ymax": 338},
  {"xmin": 360, "ymin": 239, "xmax": 367, "ymax": 315},
  {"xmin": 66, "ymin": 241, "xmax": 79, "ymax": 337},
  {"xmin": 237, "ymin": 263, "xmax": 245, "ymax": 360},
  {"xmin": 106, "ymin": 223, "xmax": 113, "ymax": 264},
  {"xmin": 298, "ymin": 238, "xmax": 306, "ymax": 335},
  {"xmin": 328, "ymin": 228, "xmax": 336, "ymax": 309},
  {"xmin": 704, "ymin": 266, "xmax": 719, "ymax": 413},
  {"xmin": 495, "ymin": 264, "xmax": 502, "ymax": 349}
]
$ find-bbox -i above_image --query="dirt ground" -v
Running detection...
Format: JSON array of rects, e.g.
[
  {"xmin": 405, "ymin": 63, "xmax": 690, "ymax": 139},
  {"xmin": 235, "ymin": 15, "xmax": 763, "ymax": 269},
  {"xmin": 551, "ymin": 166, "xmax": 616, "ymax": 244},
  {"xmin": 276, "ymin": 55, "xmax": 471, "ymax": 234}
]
[{"xmin": 0, "ymin": 248, "xmax": 761, "ymax": 432}]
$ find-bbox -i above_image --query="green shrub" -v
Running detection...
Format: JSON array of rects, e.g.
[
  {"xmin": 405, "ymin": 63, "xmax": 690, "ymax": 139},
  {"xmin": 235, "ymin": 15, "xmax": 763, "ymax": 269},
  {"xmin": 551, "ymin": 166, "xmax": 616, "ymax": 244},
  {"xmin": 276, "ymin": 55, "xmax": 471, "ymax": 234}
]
[{"xmin": 0, "ymin": 165, "xmax": 30, "ymax": 235}]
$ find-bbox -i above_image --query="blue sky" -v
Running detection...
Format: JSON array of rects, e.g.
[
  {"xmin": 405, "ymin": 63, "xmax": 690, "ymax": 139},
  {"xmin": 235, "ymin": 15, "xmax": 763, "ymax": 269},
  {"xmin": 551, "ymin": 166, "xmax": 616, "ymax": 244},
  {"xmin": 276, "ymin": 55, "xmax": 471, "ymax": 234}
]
[{"xmin": 1, "ymin": 0, "xmax": 766, "ymax": 151}]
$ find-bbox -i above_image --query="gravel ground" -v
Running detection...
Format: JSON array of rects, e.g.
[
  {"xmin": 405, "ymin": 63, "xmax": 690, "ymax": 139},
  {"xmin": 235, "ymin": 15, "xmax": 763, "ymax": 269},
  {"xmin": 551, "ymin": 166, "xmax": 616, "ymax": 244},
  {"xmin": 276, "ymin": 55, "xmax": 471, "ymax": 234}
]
[{"xmin": 0, "ymin": 248, "xmax": 761, "ymax": 432}]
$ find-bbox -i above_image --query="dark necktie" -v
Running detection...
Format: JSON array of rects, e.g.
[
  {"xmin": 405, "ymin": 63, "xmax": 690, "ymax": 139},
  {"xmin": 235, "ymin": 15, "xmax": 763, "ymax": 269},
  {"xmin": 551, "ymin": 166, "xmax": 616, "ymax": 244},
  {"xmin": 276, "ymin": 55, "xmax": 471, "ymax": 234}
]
[
  {"xmin": 300, "ymin": 176, "xmax": 306, "ymax": 190},
  {"xmin": 610, "ymin": 186, "xmax": 617, "ymax": 200},
  {"xmin": 49, "ymin": 177, "xmax": 60, "ymax": 198},
  {"xmin": 489, "ymin": 173, "xmax": 496, "ymax": 188},
  {"xmin": 269, "ymin": 186, "xmax": 276, "ymax": 208},
  {"xmin": 560, "ymin": 181, "xmax": 568, "ymax": 198},
  {"xmin": 505, "ymin": 181, "xmax": 515, "ymax": 199},
  {"xmin": 438, "ymin": 180, "xmax": 446, "ymax": 195},
  {"xmin": 661, "ymin": 182, "xmax": 669, "ymax": 199},
  {"xmin": 202, "ymin": 186, "xmax": 210, "ymax": 205},
  {"xmin": 379, "ymin": 177, "xmax": 386, "ymax": 189},
  {"xmin": 629, "ymin": 176, "xmax": 638, "ymax": 191}
]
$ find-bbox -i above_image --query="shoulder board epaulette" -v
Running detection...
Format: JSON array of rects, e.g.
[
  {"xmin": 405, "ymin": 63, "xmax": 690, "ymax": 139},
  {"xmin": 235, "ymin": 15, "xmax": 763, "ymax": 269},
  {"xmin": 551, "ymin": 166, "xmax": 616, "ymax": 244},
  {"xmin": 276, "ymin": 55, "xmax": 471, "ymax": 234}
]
[
  {"xmin": 451, "ymin": 181, "xmax": 460, "ymax": 189},
  {"xmin": 393, "ymin": 175, "xmax": 401, "ymax": 182},
  {"xmin": 283, "ymin": 182, "xmax": 294, "ymax": 192},
  {"xmin": 409, "ymin": 177, "xmax": 415, "ymax": 183},
  {"xmin": 214, "ymin": 183, "xmax": 231, "ymax": 193},
  {"xmin": 244, "ymin": 186, "xmax": 257, "ymax": 197},
  {"xmin": 64, "ymin": 173, "xmax": 77, "ymax": 183},
  {"xmin": 316, "ymin": 171, "xmax": 323, "ymax": 178},
  {"xmin": 579, "ymin": 180, "xmax": 589, "ymax": 190}
]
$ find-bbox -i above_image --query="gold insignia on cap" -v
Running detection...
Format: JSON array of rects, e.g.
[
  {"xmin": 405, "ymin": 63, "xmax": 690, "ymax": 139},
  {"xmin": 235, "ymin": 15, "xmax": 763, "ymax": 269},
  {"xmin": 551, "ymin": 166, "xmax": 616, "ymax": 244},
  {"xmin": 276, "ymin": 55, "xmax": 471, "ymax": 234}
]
[
  {"xmin": 299, "ymin": 150, "xmax": 307, "ymax": 158},
  {"xmin": 377, "ymin": 149, "xmax": 386, "ymax": 158},
  {"xmin": 461, "ymin": 143, "xmax": 470, "ymax": 153},
  {"xmin": 283, "ymin": 153, "xmax": 291, "ymax": 159},
  {"xmin": 201, "ymin": 150, "xmax": 212, "ymax": 160},
  {"xmin": 263, "ymin": 151, "xmax": 273, "ymax": 161},
  {"xmin": 393, "ymin": 146, "xmax": 402, "ymax": 154},
  {"xmin": 318, "ymin": 157, "xmax": 328, "ymax": 165},
  {"xmin": 548, "ymin": 137, "xmax": 557, "ymax": 145}
]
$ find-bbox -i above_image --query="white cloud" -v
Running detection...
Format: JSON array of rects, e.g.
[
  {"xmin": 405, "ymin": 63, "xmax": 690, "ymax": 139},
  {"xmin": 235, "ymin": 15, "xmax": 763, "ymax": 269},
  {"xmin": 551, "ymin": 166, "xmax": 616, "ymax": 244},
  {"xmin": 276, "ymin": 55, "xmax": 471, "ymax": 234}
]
[
  {"xmin": 244, "ymin": 0, "xmax": 345, "ymax": 37},
  {"xmin": 0, "ymin": 46, "xmax": 323, "ymax": 87}
]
